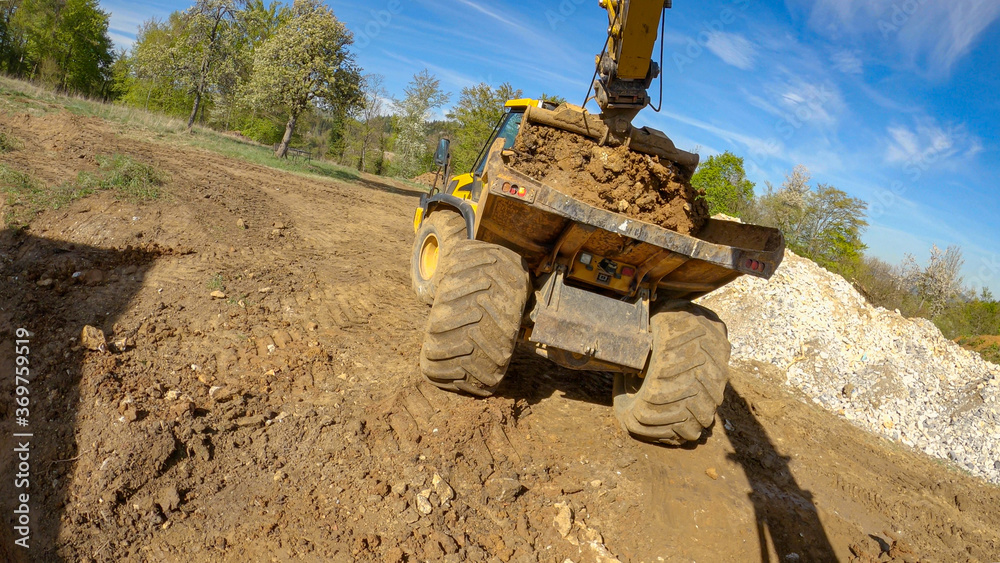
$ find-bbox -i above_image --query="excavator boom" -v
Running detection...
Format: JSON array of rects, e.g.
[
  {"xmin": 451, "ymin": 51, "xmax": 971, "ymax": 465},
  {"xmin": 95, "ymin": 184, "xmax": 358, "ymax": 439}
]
[{"xmin": 593, "ymin": 0, "xmax": 669, "ymax": 138}]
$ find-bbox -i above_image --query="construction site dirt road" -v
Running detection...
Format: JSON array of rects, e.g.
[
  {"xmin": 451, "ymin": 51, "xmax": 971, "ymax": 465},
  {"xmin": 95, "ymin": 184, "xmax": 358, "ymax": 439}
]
[{"xmin": 1, "ymin": 110, "xmax": 998, "ymax": 562}]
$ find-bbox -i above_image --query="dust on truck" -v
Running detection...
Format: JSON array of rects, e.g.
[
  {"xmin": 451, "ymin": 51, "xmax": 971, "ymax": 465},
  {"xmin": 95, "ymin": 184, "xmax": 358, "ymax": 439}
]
[{"xmin": 409, "ymin": 1, "xmax": 785, "ymax": 445}]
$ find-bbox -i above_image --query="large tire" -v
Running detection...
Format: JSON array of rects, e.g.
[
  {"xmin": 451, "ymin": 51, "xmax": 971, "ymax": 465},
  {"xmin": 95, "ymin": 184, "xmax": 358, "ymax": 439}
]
[
  {"xmin": 420, "ymin": 239, "xmax": 530, "ymax": 396},
  {"xmin": 613, "ymin": 300, "xmax": 730, "ymax": 445},
  {"xmin": 410, "ymin": 210, "xmax": 467, "ymax": 305}
]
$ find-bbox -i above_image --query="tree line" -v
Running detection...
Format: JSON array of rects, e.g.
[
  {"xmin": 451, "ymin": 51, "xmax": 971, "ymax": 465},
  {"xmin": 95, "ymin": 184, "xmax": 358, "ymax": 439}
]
[
  {"xmin": 692, "ymin": 152, "xmax": 1000, "ymax": 351},
  {"xmin": 1, "ymin": 0, "xmax": 115, "ymax": 96},
  {"xmin": 0, "ymin": 0, "xmax": 522, "ymax": 168}
]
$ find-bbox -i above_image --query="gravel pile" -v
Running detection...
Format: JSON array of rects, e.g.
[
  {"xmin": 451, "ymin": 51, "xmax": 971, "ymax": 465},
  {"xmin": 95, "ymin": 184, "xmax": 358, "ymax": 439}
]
[{"xmin": 699, "ymin": 250, "xmax": 1000, "ymax": 484}]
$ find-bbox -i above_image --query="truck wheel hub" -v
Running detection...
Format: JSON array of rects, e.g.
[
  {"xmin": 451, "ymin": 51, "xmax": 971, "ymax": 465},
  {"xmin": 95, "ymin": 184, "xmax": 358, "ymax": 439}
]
[{"xmin": 419, "ymin": 234, "xmax": 439, "ymax": 280}]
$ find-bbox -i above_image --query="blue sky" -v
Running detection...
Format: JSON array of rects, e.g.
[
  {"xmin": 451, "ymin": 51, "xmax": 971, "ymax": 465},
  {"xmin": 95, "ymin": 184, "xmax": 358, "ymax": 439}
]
[{"xmin": 104, "ymin": 0, "xmax": 1000, "ymax": 294}]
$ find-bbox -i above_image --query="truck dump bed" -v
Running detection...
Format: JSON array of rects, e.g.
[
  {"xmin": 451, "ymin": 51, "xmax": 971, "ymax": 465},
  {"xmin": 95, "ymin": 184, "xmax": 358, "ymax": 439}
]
[{"xmin": 478, "ymin": 142, "xmax": 785, "ymax": 302}]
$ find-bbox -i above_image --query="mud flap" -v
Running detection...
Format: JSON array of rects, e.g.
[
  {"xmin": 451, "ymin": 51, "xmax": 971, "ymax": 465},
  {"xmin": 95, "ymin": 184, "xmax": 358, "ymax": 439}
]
[{"xmin": 528, "ymin": 271, "xmax": 651, "ymax": 371}]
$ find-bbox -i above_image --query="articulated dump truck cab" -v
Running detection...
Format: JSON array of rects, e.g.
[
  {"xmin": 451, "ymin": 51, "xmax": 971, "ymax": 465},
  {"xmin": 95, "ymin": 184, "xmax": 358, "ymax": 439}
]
[{"xmin": 410, "ymin": 100, "xmax": 785, "ymax": 445}]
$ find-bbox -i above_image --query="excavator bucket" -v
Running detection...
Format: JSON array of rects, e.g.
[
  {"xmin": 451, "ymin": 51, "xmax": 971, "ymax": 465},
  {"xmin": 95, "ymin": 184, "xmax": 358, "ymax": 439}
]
[{"xmin": 521, "ymin": 103, "xmax": 700, "ymax": 180}]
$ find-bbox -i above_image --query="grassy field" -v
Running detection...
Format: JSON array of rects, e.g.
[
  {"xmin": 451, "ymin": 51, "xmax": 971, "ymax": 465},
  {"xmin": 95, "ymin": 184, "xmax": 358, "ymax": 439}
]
[
  {"xmin": 0, "ymin": 74, "xmax": 429, "ymax": 191},
  {"xmin": 1, "ymin": 153, "xmax": 166, "ymax": 228}
]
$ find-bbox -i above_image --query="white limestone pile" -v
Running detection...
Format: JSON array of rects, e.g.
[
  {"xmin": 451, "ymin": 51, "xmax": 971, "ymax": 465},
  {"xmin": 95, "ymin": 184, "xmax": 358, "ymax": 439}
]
[{"xmin": 699, "ymin": 251, "xmax": 1000, "ymax": 484}]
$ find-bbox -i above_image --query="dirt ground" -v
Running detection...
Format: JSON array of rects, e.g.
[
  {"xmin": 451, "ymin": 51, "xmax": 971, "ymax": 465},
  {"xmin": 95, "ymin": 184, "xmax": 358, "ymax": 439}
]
[
  {"xmin": 412, "ymin": 172, "xmax": 443, "ymax": 189},
  {"xmin": 963, "ymin": 335, "xmax": 1000, "ymax": 351},
  {"xmin": 511, "ymin": 124, "xmax": 709, "ymax": 235},
  {"xmin": 1, "ymin": 111, "xmax": 999, "ymax": 562}
]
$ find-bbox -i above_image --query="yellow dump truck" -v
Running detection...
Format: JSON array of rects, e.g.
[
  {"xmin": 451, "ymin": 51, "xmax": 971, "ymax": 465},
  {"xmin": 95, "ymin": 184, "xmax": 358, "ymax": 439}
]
[{"xmin": 409, "ymin": 2, "xmax": 785, "ymax": 445}]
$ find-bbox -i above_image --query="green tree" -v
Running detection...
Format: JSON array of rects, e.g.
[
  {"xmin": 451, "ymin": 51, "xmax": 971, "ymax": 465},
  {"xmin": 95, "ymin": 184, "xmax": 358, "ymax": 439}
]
[
  {"xmin": 691, "ymin": 151, "xmax": 755, "ymax": 216},
  {"xmin": 935, "ymin": 287, "xmax": 1000, "ymax": 339},
  {"xmin": 182, "ymin": 0, "xmax": 237, "ymax": 130},
  {"xmin": 5, "ymin": 0, "xmax": 113, "ymax": 96},
  {"xmin": 323, "ymin": 66, "xmax": 364, "ymax": 160},
  {"xmin": 126, "ymin": 16, "xmax": 195, "ymax": 114},
  {"xmin": 852, "ymin": 256, "xmax": 906, "ymax": 312},
  {"xmin": 216, "ymin": 0, "xmax": 290, "ymax": 131},
  {"xmin": 967, "ymin": 288, "xmax": 1000, "ymax": 335},
  {"xmin": 8, "ymin": 0, "xmax": 59, "ymax": 81},
  {"xmin": 56, "ymin": 0, "xmax": 114, "ymax": 95},
  {"xmin": 751, "ymin": 165, "xmax": 868, "ymax": 273},
  {"xmin": 449, "ymin": 82, "xmax": 521, "ymax": 174},
  {"xmin": 342, "ymin": 73, "xmax": 390, "ymax": 172},
  {"xmin": 0, "ymin": 0, "xmax": 24, "ymax": 72},
  {"xmin": 540, "ymin": 92, "xmax": 567, "ymax": 106},
  {"xmin": 238, "ymin": 0, "xmax": 290, "ymax": 46},
  {"xmin": 243, "ymin": 0, "xmax": 361, "ymax": 158},
  {"xmin": 107, "ymin": 47, "xmax": 132, "ymax": 100},
  {"xmin": 796, "ymin": 184, "xmax": 869, "ymax": 269},
  {"xmin": 391, "ymin": 69, "xmax": 450, "ymax": 177},
  {"xmin": 125, "ymin": 2, "xmax": 238, "ymax": 128}
]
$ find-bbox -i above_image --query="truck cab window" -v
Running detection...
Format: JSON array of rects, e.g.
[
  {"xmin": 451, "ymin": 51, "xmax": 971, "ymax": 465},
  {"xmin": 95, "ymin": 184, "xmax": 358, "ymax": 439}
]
[{"xmin": 474, "ymin": 111, "xmax": 524, "ymax": 177}]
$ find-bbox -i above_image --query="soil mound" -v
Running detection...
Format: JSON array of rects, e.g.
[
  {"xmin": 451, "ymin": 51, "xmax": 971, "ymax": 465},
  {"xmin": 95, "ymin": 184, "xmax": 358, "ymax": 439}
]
[
  {"xmin": 1, "ymin": 112, "xmax": 121, "ymax": 185},
  {"xmin": 412, "ymin": 171, "xmax": 441, "ymax": 188},
  {"xmin": 510, "ymin": 123, "xmax": 709, "ymax": 235}
]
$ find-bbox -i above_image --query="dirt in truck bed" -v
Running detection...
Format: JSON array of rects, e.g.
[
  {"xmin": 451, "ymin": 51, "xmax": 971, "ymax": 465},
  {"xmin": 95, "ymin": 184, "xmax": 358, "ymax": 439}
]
[
  {"xmin": 1, "ymin": 108, "xmax": 999, "ymax": 562},
  {"xmin": 510, "ymin": 123, "xmax": 710, "ymax": 235}
]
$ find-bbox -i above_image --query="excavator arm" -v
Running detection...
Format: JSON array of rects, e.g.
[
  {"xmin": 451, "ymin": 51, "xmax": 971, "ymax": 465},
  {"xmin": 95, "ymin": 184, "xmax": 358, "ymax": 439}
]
[
  {"xmin": 487, "ymin": 0, "xmax": 698, "ymax": 179},
  {"xmin": 593, "ymin": 0, "xmax": 670, "ymax": 139}
]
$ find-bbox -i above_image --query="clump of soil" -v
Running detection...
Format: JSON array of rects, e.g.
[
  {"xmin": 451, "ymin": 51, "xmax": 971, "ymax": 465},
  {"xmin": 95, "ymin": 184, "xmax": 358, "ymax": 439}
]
[
  {"xmin": 510, "ymin": 123, "xmax": 709, "ymax": 235},
  {"xmin": 412, "ymin": 171, "xmax": 443, "ymax": 188}
]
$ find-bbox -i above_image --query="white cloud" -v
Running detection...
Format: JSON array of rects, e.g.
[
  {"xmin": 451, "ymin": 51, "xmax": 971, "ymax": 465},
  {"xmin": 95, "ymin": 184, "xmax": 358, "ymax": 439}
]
[
  {"xmin": 883, "ymin": 119, "xmax": 981, "ymax": 166},
  {"xmin": 886, "ymin": 126, "xmax": 921, "ymax": 163},
  {"xmin": 800, "ymin": 0, "xmax": 1000, "ymax": 76},
  {"xmin": 744, "ymin": 90, "xmax": 784, "ymax": 118},
  {"xmin": 763, "ymin": 75, "xmax": 845, "ymax": 129},
  {"xmin": 379, "ymin": 49, "xmax": 482, "ymax": 90},
  {"xmin": 108, "ymin": 32, "xmax": 135, "ymax": 50},
  {"xmin": 454, "ymin": 0, "xmax": 529, "ymax": 34},
  {"xmin": 830, "ymin": 50, "xmax": 863, "ymax": 74},
  {"xmin": 703, "ymin": 32, "xmax": 757, "ymax": 70},
  {"xmin": 653, "ymin": 110, "xmax": 783, "ymax": 160},
  {"xmin": 857, "ymin": 82, "xmax": 920, "ymax": 114},
  {"xmin": 897, "ymin": 0, "xmax": 1000, "ymax": 76},
  {"xmin": 104, "ymin": 1, "xmax": 171, "ymax": 51},
  {"xmin": 408, "ymin": 0, "xmax": 584, "ymax": 73},
  {"xmin": 965, "ymin": 139, "xmax": 984, "ymax": 159}
]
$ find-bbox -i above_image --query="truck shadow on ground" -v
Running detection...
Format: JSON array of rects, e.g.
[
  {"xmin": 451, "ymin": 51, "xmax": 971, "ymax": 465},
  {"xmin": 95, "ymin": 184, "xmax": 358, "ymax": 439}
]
[
  {"xmin": 323, "ymin": 171, "xmax": 429, "ymax": 199},
  {"xmin": 718, "ymin": 383, "xmax": 838, "ymax": 562},
  {"xmin": 353, "ymin": 177, "xmax": 429, "ymax": 199},
  {"xmin": 0, "ymin": 230, "xmax": 157, "ymax": 562},
  {"xmin": 499, "ymin": 347, "xmax": 615, "ymax": 407},
  {"xmin": 497, "ymin": 351, "xmax": 837, "ymax": 562}
]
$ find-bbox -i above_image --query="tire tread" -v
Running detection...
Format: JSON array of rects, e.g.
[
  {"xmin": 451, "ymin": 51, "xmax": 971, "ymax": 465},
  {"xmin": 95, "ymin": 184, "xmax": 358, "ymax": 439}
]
[
  {"xmin": 613, "ymin": 301, "xmax": 731, "ymax": 445},
  {"xmin": 420, "ymin": 240, "xmax": 530, "ymax": 396}
]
